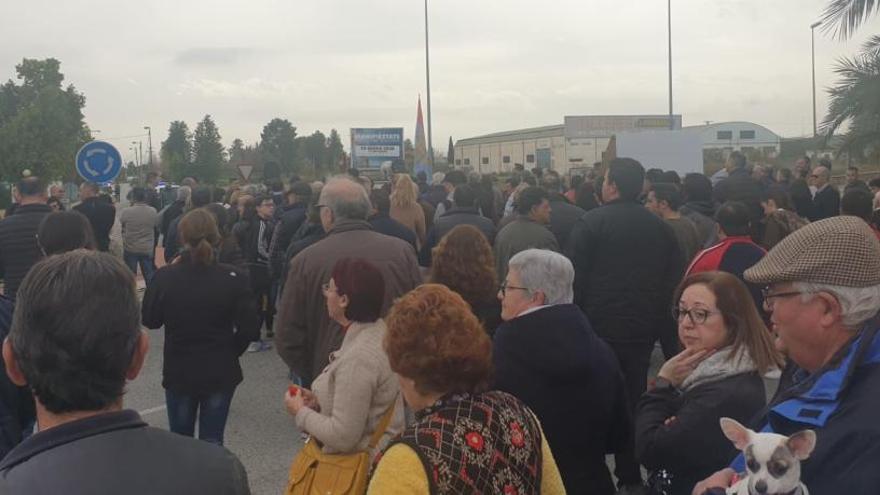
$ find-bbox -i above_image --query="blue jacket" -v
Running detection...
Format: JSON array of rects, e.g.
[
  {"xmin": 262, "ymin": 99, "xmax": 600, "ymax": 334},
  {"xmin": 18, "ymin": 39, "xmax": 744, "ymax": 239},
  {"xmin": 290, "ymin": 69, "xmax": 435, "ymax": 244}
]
[{"xmin": 731, "ymin": 323, "xmax": 880, "ymax": 494}]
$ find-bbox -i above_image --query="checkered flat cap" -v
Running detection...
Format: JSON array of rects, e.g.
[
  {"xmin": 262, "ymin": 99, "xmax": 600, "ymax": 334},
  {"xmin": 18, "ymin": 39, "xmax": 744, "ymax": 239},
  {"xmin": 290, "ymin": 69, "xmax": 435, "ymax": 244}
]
[{"xmin": 744, "ymin": 216, "xmax": 880, "ymax": 287}]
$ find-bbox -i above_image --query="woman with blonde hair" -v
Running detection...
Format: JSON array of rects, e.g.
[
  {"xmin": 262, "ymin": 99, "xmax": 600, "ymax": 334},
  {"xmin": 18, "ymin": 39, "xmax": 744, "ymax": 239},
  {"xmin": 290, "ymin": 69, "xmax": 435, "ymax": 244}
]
[
  {"xmin": 390, "ymin": 174, "xmax": 426, "ymax": 249},
  {"xmin": 142, "ymin": 209, "xmax": 260, "ymax": 445},
  {"xmin": 635, "ymin": 271, "xmax": 783, "ymax": 495}
]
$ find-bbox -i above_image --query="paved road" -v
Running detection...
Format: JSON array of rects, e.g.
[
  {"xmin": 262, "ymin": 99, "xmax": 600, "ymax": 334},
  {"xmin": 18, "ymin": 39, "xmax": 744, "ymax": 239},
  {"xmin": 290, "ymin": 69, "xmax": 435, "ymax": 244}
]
[{"xmin": 125, "ymin": 325, "xmax": 302, "ymax": 495}]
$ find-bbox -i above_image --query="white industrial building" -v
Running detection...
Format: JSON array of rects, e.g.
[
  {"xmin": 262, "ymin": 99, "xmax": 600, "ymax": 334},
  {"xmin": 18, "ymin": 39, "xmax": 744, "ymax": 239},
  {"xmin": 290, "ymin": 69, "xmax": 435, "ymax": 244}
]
[
  {"xmin": 683, "ymin": 121, "xmax": 782, "ymax": 165},
  {"xmin": 454, "ymin": 117, "xmax": 780, "ymax": 175}
]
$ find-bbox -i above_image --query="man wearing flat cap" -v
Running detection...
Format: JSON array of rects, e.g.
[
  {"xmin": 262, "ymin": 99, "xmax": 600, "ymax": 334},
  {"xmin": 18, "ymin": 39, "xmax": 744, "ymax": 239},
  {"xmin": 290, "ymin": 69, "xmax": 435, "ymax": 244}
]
[{"xmin": 694, "ymin": 216, "xmax": 880, "ymax": 495}]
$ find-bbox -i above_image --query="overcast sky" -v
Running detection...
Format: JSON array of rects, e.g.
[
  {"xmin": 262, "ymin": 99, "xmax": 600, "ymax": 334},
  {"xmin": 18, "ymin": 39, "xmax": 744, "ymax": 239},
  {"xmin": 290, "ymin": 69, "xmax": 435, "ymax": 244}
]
[{"xmin": 2, "ymin": 0, "xmax": 878, "ymax": 163}]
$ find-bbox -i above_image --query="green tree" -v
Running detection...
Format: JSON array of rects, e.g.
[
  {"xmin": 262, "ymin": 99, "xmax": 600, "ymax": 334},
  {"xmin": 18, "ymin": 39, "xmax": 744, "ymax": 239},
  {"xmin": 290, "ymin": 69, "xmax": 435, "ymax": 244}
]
[
  {"xmin": 260, "ymin": 118, "xmax": 298, "ymax": 174},
  {"xmin": 160, "ymin": 121, "xmax": 192, "ymax": 183},
  {"xmin": 228, "ymin": 138, "xmax": 245, "ymax": 163},
  {"xmin": 327, "ymin": 129, "xmax": 345, "ymax": 173},
  {"xmin": 820, "ymin": 36, "xmax": 880, "ymax": 159},
  {"xmin": 0, "ymin": 58, "xmax": 90, "ymax": 180},
  {"xmin": 820, "ymin": 0, "xmax": 879, "ymax": 40},
  {"xmin": 301, "ymin": 131, "xmax": 328, "ymax": 175},
  {"xmin": 192, "ymin": 115, "xmax": 225, "ymax": 184}
]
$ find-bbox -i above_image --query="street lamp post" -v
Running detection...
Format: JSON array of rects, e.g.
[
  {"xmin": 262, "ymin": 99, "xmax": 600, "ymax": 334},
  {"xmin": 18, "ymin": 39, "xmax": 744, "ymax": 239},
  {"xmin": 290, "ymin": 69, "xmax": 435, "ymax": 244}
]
[
  {"xmin": 144, "ymin": 126, "xmax": 153, "ymax": 171},
  {"xmin": 131, "ymin": 142, "xmax": 140, "ymax": 168},
  {"xmin": 668, "ymin": 0, "xmax": 674, "ymax": 130},
  {"xmin": 811, "ymin": 21, "xmax": 822, "ymax": 137},
  {"xmin": 424, "ymin": 0, "xmax": 435, "ymax": 168}
]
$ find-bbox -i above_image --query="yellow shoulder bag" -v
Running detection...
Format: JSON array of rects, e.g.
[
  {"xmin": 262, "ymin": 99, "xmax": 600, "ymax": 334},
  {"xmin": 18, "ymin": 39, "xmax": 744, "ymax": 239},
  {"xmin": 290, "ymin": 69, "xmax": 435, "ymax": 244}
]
[{"xmin": 285, "ymin": 402, "xmax": 396, "ymax": 495}]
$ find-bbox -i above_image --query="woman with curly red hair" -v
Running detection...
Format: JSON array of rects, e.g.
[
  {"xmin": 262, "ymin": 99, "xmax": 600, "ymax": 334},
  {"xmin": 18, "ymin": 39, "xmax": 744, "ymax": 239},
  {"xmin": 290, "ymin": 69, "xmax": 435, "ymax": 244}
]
[
  {"xmin": 368, "ymin": 284, "xmax": 565, "ymax": 494},
  {"xmin": 429, "ymin": 224, "xmax": 502, "ymax": 335}
]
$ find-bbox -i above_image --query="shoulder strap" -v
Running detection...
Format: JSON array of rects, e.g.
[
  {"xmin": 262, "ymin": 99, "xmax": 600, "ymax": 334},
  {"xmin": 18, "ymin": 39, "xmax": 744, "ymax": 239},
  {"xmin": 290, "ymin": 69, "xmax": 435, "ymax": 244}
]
[{"xmin": 368, "ymin": 396, "xmax": 399, "ymax": 449}]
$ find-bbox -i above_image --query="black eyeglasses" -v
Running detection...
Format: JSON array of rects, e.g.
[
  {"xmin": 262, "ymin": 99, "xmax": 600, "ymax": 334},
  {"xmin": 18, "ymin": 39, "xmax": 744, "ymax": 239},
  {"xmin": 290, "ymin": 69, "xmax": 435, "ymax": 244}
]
[
  {"xmin": 671, "ymin": 306, "xmax": 720, "ymax": 325},
  {"xmin": 761, "ymin": 287, "xmax": 802, "ymax": 310},
  {"xmin": 499, "ymin": 280, "xmax": 530, "ymax": 297}
]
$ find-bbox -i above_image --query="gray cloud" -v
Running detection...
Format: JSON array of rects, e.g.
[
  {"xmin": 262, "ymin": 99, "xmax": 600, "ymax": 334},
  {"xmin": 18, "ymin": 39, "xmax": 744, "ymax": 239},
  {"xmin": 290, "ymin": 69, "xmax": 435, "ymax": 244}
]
[
  {"xmin": 174, "ymin": 47, "xmax": 255, "ymax": 67},
  {"xmin": 1, "ymin": 0, "xmax": 879, "ymax": 159}
]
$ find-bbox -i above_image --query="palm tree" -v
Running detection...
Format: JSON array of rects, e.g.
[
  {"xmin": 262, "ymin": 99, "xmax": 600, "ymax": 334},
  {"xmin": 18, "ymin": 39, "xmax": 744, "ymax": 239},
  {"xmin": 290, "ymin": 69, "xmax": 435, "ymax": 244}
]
[
  {"xmin": 820, "ymin": 0, "xmax": 879, "ymax": 40},
  {"xmin": 820, "ymin": 37, "xmax": 880, "ymax": 158}
]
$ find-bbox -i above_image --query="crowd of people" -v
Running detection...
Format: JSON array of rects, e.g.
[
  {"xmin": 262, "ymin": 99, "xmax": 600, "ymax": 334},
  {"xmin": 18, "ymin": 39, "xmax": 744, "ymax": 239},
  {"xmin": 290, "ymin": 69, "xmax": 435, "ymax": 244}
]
[{"xmin": 0, "ymin": 152, "xmax": 879, "ymax": 495}]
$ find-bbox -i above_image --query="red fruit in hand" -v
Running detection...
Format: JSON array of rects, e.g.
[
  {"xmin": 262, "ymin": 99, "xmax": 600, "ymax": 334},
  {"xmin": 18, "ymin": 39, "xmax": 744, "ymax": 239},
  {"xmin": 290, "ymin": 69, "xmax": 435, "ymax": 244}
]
[{"xmin": 288, "ymin": 385, "xmax": 300, "ymax": 396}]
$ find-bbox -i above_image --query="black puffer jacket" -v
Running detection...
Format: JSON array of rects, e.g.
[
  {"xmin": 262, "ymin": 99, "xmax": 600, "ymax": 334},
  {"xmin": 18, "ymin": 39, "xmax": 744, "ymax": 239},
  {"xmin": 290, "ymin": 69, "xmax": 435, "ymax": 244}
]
[
  {"xmin": 636, "ymin": 372, "xmax": 766, "ymax": 495},
  {"xmin": 0, "ymin": 203, "xmax": 52, "ymax": 299},
  {"xmin": 566, "ymin": 199, "xmax": 684, "ymax": 343}
]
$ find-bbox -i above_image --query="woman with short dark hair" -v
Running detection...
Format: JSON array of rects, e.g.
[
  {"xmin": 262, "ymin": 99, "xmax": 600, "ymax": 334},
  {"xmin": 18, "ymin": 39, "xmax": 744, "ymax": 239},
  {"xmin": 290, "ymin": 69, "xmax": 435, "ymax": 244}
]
[
  {"xmin": 283, "ymin": 258, "xmax": 403, "ymax": 462},
  {"xmin": 368, "ymin": 284, "xmax": 565, "ymax": 494},
  {"xmin": 142, "ymin": 209, "xmax": 260, "ymax": 446}
]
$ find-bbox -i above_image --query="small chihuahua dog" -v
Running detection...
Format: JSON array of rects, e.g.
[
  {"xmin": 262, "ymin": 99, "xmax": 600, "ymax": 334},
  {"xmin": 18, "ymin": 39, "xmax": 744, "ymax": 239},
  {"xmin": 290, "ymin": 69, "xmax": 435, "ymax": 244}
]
[{"xmin": 719, "ymin": 418, "xmax": 816, "ymax": 495}]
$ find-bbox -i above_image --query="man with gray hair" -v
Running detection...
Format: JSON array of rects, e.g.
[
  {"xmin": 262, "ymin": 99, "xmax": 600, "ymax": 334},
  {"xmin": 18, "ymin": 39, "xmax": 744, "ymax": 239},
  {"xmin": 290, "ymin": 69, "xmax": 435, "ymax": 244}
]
[
  {"xmin": 493, "ymin": 249, "xmax": 630, "ymax": 495},
  {"xmin": 694, "ymin": 216, "xmax": 880, "ymax": 495},
  {"xmin": 275, "ymin": 176, "xmax": 421, "ymax": 386}
]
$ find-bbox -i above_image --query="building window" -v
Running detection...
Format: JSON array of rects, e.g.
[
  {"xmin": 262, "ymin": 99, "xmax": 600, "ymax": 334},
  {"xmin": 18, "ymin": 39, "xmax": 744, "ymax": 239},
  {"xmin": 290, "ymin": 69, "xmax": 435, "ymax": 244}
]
[
  {"xmin": 463, "ymin": 158, "xmax": 470, "ymax": 165},
  {"xmin": 482, "ymin": 157, "xmax": 489, "ymax": 165},
  {"xmin": 526, "ymin": 154, "xmax": 535, "ymax": 163},
  {"xmin": 455, "ymin": 159, "xmax": 461, "ymax": 166},
  {"xmin": 717, "ymin": 131, "xmax": 733, "ymax": 140},
  {"xmin": 740, "ymin": 130, "xmax": 756, "ymax": 139},
  {"xmin": 502, "ymin": 156, "xmax": 510, "ymax": 164}
]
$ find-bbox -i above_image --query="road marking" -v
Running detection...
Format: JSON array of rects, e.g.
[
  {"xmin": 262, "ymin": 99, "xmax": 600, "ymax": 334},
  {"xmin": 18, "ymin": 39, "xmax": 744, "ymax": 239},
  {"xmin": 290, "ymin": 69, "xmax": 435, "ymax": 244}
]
[{"xmin": 139, "ymin": 404, "xmax": 167, "ymax": 416}]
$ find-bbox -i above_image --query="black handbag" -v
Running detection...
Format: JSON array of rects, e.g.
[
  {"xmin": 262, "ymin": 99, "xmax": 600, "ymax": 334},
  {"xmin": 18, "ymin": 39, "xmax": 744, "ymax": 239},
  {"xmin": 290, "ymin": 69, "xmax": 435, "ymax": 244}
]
[{"xmin": 647, "ymin": 469, "xmax": 674, "ymax": 495}]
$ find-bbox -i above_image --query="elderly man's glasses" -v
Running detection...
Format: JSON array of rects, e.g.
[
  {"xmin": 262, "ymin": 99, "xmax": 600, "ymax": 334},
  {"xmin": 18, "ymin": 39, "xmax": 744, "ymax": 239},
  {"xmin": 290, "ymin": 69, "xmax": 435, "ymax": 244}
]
[
  {"xmin": 499, "ymin": 280, "xmax": 530, "ymax": 297},
  {"xmin": 671, "ymin": 306, "xmax": 720, "ymax": 325},
  {"xmin": 761, "ymin": 287, "xmax": 803, "ymax": 310}
]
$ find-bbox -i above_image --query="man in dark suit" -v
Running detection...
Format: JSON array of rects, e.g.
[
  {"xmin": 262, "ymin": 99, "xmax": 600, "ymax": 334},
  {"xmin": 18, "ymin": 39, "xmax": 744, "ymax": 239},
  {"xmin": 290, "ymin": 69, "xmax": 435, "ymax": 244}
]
[
  {"xmin": 73, "ymin": 182, "xmax": 116, "ymax": 252},
  {"xmin": 809, "ymin": 164, "xmax": 840, "ymax": 221}
]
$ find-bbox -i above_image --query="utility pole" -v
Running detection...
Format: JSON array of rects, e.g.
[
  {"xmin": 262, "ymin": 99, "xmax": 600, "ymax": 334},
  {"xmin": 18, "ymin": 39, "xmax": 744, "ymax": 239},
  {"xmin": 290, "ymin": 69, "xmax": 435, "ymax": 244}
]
[
  {"xmin": 144, "ymin": 126, "xmax": 153, "ymax": 171},
  {"xmin": 424, "ymin": 0, "xmax": 435, "ymax": 168},
  {"xmin": 668, "ymin": 0, "xmax": 674, "ymax": 130},
  {"xmin": 810, "ymin": 21, "xmax": 822, "ymax": 137}
]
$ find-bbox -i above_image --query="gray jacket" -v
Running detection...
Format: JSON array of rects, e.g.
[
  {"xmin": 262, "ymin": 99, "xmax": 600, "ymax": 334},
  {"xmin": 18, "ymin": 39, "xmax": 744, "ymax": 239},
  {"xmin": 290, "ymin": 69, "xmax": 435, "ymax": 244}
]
[{"xmin": 0, "ymin": 410, "xmax": 250, "ymax": 495}]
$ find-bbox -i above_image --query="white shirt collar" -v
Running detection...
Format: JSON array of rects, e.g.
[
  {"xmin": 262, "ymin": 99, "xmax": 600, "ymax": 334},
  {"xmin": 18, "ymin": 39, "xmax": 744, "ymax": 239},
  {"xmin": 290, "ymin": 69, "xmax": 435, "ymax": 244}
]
[{"xmin": 516, "ymin": 304, "xmax": 552, "ymax": 318}]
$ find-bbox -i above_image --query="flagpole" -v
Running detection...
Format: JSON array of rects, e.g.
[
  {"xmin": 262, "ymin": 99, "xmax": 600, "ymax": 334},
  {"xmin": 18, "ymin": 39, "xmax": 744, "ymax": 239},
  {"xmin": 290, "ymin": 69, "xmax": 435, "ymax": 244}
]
[{"xmin": 424, "ymin": 0, "xmax": 435, "ymax": 168}]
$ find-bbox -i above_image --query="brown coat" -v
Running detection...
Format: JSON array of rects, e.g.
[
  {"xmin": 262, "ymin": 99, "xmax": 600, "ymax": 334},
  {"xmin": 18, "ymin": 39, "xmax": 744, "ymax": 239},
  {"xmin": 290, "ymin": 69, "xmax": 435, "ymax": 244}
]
[{"xmin": 275, "ymin": 219, "xmax": 422, "ymax": 384}]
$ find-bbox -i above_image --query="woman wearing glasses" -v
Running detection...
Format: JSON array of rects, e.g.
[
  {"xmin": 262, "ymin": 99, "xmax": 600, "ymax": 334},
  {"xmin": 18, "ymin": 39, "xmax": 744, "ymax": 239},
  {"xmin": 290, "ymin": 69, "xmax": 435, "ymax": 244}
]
[
  {"xmin": 635, "ymin": 271, "xmax": 782, "ymax": 495},
  {"xmin": 282, "ymin": 258, "xmax": 404, "ymax": 481}
]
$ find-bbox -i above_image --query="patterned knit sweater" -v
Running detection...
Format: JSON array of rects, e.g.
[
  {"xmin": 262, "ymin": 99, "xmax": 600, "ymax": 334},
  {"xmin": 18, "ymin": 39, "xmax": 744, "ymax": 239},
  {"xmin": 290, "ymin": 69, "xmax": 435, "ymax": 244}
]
[{"xmin": 369, "ymin": 391, "xmax": 565, "ymax": 495}]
